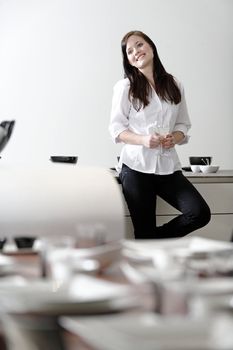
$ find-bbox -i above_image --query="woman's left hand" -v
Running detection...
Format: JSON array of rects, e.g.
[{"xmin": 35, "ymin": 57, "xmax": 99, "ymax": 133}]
[{"xmin": 161, "ymin": 134, "xmax": 175, "ymax": 149}]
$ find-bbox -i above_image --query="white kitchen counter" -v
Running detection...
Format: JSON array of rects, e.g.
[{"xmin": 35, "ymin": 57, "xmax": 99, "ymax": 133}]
[
  {"xmin": 183, "ymin": 170, "xmax": 233, "ymax": 183},
  {"xmin": 110, "ymin": 169, "xmax": 233, "ymax": 242},
  {"xmin": 111, "ymin": 169, "xmax": 233, "ymax": 184}
]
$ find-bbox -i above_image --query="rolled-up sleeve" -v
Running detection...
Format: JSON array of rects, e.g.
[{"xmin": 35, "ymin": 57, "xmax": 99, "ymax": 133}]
[
  {"xmin": 173, "ymin": 83, "xmax": 191, "ymax": 145},
  {"xmin": 109, "ymin": 79, "xmax": 131, "ymax": 143}
]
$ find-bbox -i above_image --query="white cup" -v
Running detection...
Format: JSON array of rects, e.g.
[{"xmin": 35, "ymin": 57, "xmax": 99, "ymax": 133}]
[
  {"xmin": 191, "ymin": 165, "xmax": 201, "ymax": 173},
  {"xmin": 40, "ymin": 235, "xmax": 75, "ymax": 284}
]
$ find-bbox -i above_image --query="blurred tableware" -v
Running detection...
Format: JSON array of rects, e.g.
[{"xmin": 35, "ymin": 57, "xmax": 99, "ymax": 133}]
[
  {"xmin": 70, "ymin": 242, "xmax": 122, "ymax": 272},
  {"xmin": 46, "ymin": 249, "xmax": 72, "ymax": 286},
  {"xmin": 60, "ymin": 312, "xmax": 215, "ymax": 350},
  {"xmin": 41, "ymin": 236, "xmax": 75, "ymax": 250},
  {"xmin": 200, "ymin": 165, "xmax": 219, "ymax": 174},
  {"xmin": 0, "ymin": 238, "xmax": 7, "ymax": 250},
  {"xmin": 122, "ymin": 244, "xmax": 192, "ymax": 315},
  {"xmin": 75, "ymin": 223, "xmax": 107, "ymax": 248},
  {"xmin": 40, "ymin": 235, "xmax": 75, "ymax": 280},
  {"xmin": 0, "ymin": 274, "xmax": 138, "ymax": 315},
  {"xmin": 123, "ymin": 237, "xmax": 233, "ymax": 282},
  {"xmin": 171, "ymin": 237, "xmax": 233, "ymax": 277},
  {"xmin": 190, "ymin": 294, "xmax": 233, "ymax": 320},
  {"xmin": 191, "ymin": 165, "xmax": 201, "ymax": 173},
  {"xmin": 192, "ymin": 278, "xmax": 233, "ymax": 296},
  {"xmin": 189, "ymin": 156, "xmax": 212, "ymax": 165},
  {"xmin": 172, "ymin": 236, "xmax": 233, "ymax": 258},
  {"xmin": 71, "ymin": 259, "xmax": 100, "ymax": 275},
  {"xmin": 14, "ymin": 236, "xmax": 36, "ymax": 249},
  {"xmin": 209, "ymin": 249, "xmax": 233, "ymax": 276},
  {"xmin": 156, "ymin": 278, "xmax": 192, "ymax": 315},
  {"xmin": 45, "ymin": 240, "xmax": 122, "ymax": 285}
]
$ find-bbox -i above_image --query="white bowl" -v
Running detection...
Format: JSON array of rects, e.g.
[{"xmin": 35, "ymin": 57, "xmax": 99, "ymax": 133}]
[
  {"xmin": 191, "ymin": 165, "xmax": 201, "ymax": 173},
  {"xmin": 200, "ymin": 165, "xmax": 219, "ymax": 174}
]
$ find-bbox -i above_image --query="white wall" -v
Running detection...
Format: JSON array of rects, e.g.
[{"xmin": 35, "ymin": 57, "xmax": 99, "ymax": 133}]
[{"xmin": 0, "ymin": 0, "xmax": 232, "ymax": 169}]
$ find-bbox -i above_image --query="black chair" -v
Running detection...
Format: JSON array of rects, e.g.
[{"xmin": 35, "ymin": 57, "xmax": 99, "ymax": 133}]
[{"xmin": 0, "ymin": 120, "xmax": 15, "ymax": 153}]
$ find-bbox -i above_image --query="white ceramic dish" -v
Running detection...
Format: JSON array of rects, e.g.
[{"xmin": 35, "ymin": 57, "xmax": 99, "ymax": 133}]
[
  {"xmin": 191, "ymin": 165, "xmax": 201, "ymax": 173},
  {"xmin": 48, "ymin": 242, "xmax": 122, "ymax": 272},
  {"xmin": 2, "ymin": 239, "xmax": 42, "ymax": 255},
  {"xmin": 60, "ymin": 313, "xmax": 213, "ymax": 350},
  {"xmin": 200, "ymin": 165, "xmax": 219, "ymax": 173},
  {"xmin": 0, "ymin": 274, "xmax": 137, "ymax": 314}
]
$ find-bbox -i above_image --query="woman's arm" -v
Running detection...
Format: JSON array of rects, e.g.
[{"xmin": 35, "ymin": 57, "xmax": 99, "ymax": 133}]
[
  {"xmin": 172, "ymin": 82, "xmax": 191, "ymax": 145},
  {"xmin": 172, "ymin": 131, "xmax": 185, "ymax": 144},
  {"xmin": 118, "ymin": 129, "xmax": 161, "ymax": 149}
]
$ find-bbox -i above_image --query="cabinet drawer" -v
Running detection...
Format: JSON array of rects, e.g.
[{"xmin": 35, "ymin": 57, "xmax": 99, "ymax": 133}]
[
  {"xmin": 123, "ymin": 183, "xmax": 233, "ymax": 215},
  {"xmin": 157, "ymin": 214, "xmax": 233, "ymax": 241},
  {"xmin": 125, "ymin": 214, "xmax": 233, "ymax": 241},
  {"xmin": 157, "ymin": 183, "xmax": 233, "ymax": 215},
  {"xmin": 194, "ymin": 183, "xmax": 233, "ymax": 214}
]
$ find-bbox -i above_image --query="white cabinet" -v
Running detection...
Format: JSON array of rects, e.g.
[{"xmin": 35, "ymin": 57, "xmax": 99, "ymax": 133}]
[{"xmin": 122, "ymin": 171, "xmax": 233, "ymax": 241}]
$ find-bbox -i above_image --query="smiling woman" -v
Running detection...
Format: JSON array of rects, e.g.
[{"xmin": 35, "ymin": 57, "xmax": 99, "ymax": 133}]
[
  {"xmin": 109, "ymin": 30, "xmax": 211, "ymax": 240},
  {"xmin": 126, "ymin": 37, "xmax": 154, "ymax": 73}
]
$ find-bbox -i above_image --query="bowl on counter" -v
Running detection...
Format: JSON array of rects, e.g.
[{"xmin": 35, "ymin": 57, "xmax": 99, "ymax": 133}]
[
  {"xmin": 189, "ymin": 157, "xmax": 212, "ymax": 166},
  {"xmin": 191, "ymin": 165, "xmax": 201, "ymax": 173},
  {"xmin": 200, "ymin": 165, "xmax": 219, "ymax": 174},
  {"xmin": 50, "ymin": 156, "xmax": 78, "ymax": 164},
  {"xmin": 14, "ymin": 236, "xmax": 37, "ymax": 249}
]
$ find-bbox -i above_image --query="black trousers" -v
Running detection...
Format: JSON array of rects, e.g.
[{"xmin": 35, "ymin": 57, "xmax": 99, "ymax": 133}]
[{"xmin": 120, "ymin": 164, "xmax": 211, "ymax": 239}]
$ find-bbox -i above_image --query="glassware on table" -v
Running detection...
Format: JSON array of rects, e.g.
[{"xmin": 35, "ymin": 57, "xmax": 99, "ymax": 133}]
[
  {"xmin": 39, "ymin": 235, "xmax": 75, "ymax": 284},
  {"xmin": 75, "ymin": 223, "xmax": 107, "ymax": 248},
  {"xmin": 40, "ymin": 226, "xmax": 109, "ymax": 286},
  {"xmin": 209, "ymin": 249, "xmax": 233, "ymax": 277}
]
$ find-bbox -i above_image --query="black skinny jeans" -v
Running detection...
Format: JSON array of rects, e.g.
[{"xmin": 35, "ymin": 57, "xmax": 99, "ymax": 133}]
[{"xmin": 120, "ymin": 164, "xmax": 211, "ymax": 239}]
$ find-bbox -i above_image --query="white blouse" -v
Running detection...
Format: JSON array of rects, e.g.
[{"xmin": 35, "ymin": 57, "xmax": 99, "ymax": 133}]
[{"xmin": 109, "ymin": 78, "xmax": 191, "ymax": 175}]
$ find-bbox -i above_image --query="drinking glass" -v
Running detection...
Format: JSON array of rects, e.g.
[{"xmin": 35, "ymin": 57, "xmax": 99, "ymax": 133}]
[
  {"xmin": 75, "ymin": 223, "xmax": 107, "ymax": 248},
  {"xmin": 155, "ymin": 124, "xmax": 170, "ymax": 155},
  {"xmin": 39, "ymin": 235, "xmax": 75, "ymax": 284}
]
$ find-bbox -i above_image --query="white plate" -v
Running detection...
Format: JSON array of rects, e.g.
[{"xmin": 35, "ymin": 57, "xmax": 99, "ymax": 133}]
[
  {"xmin": 60, "ymin": 313, "xmax": 216, "ymax": 350},
  {"xmin": 123, "ymin": 237, "xmax": 233, "ymax": 266},
  {"xmin": 0, "ymin": 275, "xmax": 138, "ymax": 315},
  {"xmin": 123, "ymin": 237, "xmax": 233, "ymax": 256},
  {"xmin": 122, "ymin": 237, "xmax": 189, "ymax": 253},
  {"xmin": 47, "ymin": 242, "xmax": 122, "ymax": 272}
]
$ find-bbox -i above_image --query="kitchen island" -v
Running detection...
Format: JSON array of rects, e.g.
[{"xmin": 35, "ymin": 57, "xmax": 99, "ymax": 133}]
[{"xmin": 111, "ymin": 169, "xmax": 233, "ymax": 241}]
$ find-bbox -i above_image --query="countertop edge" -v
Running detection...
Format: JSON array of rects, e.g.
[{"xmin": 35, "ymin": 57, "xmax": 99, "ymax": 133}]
[{"xmin": 110, "ymin": 169, "xmax": 233, "ymax": 184}]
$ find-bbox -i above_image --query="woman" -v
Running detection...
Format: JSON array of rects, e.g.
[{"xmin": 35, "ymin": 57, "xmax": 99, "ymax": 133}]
[{"xmin": 109, "ymin": 30, "xmax": 211, "ymax": 239}]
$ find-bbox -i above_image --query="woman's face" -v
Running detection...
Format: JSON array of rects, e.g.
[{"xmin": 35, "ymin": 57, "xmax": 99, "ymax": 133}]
[{"xmin": 126, "ymin": 35, "xmax": 154, "ymax": 71}]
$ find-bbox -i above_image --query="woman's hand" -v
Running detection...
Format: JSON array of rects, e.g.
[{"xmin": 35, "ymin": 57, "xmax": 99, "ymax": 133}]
[
  {"xmin": 161, "ymin": 134, "xmax": 175, "ymax": 149},
  {"xmin": 161, "ymin": 131, "xmax": 185, "ymax": 149},
  {"xmin": 118, "ymin": 129, "xmax": 183, "ymax": 149},
  {"xmin": 143, "ymin": 134, "xmax": 161, "ymax": 148}
]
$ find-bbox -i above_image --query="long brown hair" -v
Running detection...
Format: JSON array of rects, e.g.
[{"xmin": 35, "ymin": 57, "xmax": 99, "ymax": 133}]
[{"xmin": 121, "ymin": 31, "xmax": 181, "ymax": 110}]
